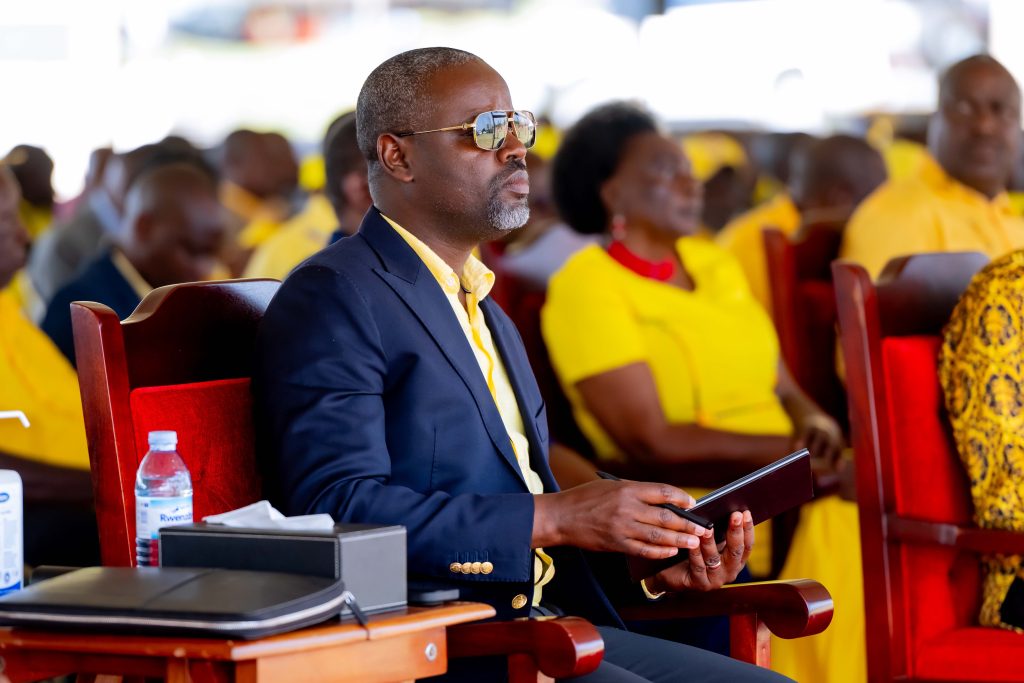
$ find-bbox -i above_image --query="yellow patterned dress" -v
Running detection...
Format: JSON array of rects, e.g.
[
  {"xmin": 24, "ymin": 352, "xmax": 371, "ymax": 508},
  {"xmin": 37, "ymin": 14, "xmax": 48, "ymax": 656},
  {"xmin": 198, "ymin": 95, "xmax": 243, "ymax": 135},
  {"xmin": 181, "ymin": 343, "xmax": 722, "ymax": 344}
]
[{"xmin": 939, "ymin": 249, "xmax": 1024, "ymax": 632}]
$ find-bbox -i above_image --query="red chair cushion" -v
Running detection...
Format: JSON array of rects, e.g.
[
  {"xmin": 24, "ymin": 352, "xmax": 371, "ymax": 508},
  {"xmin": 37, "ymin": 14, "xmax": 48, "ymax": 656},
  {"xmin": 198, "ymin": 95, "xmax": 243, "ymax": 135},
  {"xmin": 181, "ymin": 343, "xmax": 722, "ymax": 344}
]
[
  {"xmin": 881, "ymin": 336, "xmax": 972, "ymax": 524},
  {"xmin": 881, "ymin": 336, "xmax": 982, "ymax": 660},
  {"xmin": 129, "ymin": 378, "xmax": 262, "ymax": 540},
  {"xmin": 916, "ymin": 627, "xmax": 1024, "ymax": 681}
]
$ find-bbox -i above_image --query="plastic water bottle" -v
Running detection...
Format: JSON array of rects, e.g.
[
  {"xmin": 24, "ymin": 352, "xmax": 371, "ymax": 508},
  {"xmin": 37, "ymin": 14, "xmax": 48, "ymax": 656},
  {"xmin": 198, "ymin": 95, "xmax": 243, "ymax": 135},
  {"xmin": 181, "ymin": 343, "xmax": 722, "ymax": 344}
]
[{"xmin": 135, "ymin": 431, "xmax": 193, "ymax": 567}]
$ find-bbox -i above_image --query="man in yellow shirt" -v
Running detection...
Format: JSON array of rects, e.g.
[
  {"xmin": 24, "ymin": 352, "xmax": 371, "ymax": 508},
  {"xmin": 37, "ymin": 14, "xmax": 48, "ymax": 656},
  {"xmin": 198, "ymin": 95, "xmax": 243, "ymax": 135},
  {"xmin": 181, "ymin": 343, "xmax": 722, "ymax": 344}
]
[
  {"xmin": 0, "ymin": 164, "xmax": 97, "ymax": 566},
  {"xmin": 4, "ymin": 145, "xmax": 54, "ymax": 241},
  {"xmin": 718, "ymin": 135, "xmax": 887, "ymax": 310},
  {"xmin": 218, "ymin": 130, "xmax": 298, "ymax": 275},
  {"xmin": 841, "ymin": 55, "xmax": 1024, "ymax": 278},
  {"xmin": 244, "ymin": 113, "xmax": 371, "ymax": 280}
]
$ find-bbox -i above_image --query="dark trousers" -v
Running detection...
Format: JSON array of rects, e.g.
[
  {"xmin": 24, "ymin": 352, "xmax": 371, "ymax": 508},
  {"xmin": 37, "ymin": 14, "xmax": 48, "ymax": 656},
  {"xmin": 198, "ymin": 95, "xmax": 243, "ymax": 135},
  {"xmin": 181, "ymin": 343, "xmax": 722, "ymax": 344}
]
[{"xmin": 565, "ymin": 626, "xmax": 794, "ymax": 683}]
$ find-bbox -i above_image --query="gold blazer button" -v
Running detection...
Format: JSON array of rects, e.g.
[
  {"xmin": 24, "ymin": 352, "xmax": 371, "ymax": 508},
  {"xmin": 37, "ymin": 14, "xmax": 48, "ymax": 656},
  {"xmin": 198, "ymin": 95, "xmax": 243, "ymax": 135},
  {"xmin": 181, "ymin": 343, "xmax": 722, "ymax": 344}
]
[{"xmin": 511, "ymin": 593, "xmax": 528, "ymax": 610}]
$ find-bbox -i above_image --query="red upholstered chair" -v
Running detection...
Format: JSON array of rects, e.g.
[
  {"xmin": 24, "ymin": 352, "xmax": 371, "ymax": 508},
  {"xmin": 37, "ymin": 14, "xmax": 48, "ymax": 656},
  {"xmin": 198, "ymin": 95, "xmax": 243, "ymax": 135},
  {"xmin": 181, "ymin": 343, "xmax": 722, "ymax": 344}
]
[
  {"xmin": 70, "ymin": 279, "xmax": 602, "ymax": 681},
  {"xmin": 834, "ymin": 253, "xmax": 1024, "ymax": 683},
  {"xmin": 763, "ymin": 222, "xmax": 846, "ymax": 429}
]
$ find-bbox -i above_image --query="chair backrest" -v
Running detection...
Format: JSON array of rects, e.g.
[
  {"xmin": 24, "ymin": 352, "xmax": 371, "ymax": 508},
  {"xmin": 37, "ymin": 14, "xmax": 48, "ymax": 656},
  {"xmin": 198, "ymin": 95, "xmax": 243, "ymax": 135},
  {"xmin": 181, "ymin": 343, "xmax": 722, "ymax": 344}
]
[
  {"xmin": 71, "ymin": 279, "xmax": 279, "ymax": 567},
  {"xmin": 763, "ymin": 222, "xmax": 846, "ymax": 427},
  {"xmin": 833, "ymin": 253, "xmax": 988, "ymax": 682}
]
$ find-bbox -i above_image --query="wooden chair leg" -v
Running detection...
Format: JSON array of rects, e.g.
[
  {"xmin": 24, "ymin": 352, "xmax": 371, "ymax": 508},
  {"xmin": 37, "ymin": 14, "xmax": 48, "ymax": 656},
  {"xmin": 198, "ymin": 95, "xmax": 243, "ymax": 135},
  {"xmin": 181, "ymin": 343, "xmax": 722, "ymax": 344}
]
[{"xmin": 730, "ymin": 614, "xmax": 771, "ymax": 668}]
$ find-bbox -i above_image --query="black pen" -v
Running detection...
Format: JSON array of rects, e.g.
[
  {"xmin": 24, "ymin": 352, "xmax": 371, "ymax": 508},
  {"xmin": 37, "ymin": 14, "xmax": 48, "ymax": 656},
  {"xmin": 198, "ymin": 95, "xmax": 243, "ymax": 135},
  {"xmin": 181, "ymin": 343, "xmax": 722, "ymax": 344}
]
[{"xmin": 595, "ymin": 470, "xmax": 714, "ymax": 531}]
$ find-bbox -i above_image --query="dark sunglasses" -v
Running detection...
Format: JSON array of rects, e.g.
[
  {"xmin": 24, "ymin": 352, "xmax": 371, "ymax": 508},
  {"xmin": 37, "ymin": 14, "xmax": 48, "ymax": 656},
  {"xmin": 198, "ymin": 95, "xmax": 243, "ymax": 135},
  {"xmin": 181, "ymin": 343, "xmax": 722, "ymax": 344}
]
[{"xmin": 398, "ymin": 110, "xmax": 537, "ymax": 151}]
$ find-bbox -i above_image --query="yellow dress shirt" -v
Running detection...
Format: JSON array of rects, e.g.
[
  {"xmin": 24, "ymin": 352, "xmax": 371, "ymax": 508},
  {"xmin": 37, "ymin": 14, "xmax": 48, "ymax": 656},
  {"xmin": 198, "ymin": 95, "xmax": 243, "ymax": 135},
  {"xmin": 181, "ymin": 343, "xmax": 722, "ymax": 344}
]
[
  {"xmin": 716, "ymin": 193, "xmax": 801, "ymax": 312},
  {"xmin": 841, "ymin": 153, "xmax": 1024, "ymax": 278},
  {"xmin": 0, "ymin": 287, "xmax": 89, "ymax": 469},
  {"xmin": 243, "ymin": 194, "xmax": 338, "ymax": 280},
  {"xmin": 382, "ymin": 215, "xmax": 554, "ymax": 605}
]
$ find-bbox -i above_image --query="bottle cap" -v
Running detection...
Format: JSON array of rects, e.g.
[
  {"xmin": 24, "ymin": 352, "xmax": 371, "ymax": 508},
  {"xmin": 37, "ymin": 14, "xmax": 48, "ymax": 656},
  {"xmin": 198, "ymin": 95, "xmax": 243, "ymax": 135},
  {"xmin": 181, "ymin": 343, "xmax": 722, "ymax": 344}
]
[{"xmin": 147, "ymin": 430, "xmax": 178, "ymax": 448}]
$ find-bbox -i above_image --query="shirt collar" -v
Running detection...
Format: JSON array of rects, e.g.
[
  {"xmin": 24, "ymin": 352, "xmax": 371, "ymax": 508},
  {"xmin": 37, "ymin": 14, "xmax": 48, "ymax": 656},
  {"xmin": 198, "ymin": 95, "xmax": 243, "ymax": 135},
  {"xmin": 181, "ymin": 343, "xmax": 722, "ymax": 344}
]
[
  {"xmin": 380, "ymin": 213, "xmax": 494, "ymax": 300},
  {"xmin": 110, "ymin": 249, "xmax": 153, "ymax": 300},
  {"xmin": 919, "ymin": 152, "xmax": 1015, "ymax": 213}
]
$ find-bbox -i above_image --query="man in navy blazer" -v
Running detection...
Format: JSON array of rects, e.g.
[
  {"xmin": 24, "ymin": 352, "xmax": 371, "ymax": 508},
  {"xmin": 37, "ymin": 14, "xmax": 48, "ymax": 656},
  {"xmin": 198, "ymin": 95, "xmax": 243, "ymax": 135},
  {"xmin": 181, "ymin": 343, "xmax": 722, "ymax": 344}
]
[{"xmin": 254, "ymin": 47, "xmax": 789, "ymax": 682}]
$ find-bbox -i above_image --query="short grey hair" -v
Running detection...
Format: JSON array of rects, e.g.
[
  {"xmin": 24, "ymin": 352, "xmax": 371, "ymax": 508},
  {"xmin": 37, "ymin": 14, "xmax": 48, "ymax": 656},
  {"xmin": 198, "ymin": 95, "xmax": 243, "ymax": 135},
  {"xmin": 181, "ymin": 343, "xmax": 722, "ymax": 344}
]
[{"xmin": 356, "ymin": 47, "xmax": 480, "ymax": 178}]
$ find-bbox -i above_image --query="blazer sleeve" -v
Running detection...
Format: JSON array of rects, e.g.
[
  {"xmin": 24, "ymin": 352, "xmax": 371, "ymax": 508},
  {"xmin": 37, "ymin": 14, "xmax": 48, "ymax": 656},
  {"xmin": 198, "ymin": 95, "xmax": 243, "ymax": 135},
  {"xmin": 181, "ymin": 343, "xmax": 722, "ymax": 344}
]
[{"xmin": 254, "ymin": 262, "xmax": 536, "ymax": 583}]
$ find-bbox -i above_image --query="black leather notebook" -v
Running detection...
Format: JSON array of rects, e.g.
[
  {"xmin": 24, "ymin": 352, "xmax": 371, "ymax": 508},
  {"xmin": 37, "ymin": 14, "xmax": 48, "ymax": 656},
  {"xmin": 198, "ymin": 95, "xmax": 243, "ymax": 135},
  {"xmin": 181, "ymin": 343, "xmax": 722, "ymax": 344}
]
[
  {"xmin": 0, "ymin": 567, "xmax": 348, "ymax": 639},
  {"xmin": 627, "ymin": 448, "xmax": 813, "ymax": 581}
]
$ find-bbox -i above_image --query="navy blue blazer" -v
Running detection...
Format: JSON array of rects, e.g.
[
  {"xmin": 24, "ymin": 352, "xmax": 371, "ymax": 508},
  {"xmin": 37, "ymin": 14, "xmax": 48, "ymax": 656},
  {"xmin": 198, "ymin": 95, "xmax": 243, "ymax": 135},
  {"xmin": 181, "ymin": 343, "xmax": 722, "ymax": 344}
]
[
  {"xmin": 253, "ymin": 207, "xmax": 627, "ymax": 624},
  {"xmin": 40, "ymin": 249, "xmax": 142, "ymax": 366}
]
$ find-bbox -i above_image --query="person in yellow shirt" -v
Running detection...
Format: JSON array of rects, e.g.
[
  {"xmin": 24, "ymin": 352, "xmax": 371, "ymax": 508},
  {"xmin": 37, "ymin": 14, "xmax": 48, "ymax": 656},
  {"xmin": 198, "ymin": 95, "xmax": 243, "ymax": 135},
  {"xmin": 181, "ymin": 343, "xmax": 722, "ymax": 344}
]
[
  {"xmin": 3, "ymin": 145, "xmax": 54, "ymax": 241},
  {"xmin": 842, "ymin": 55, "xmax": 1024, "ymax": 278},
  {"xmin": 545, "ymin": 104, "xmax": 842, "ymax": 473},
  {"xmin": 718, "ymin": 135, "xmax": 887, "ymax": 311},
  {"xmin": 543, "ymin": 102, "xmax": 862, "ymax": 682},
  {"xmin": 0, "ymin": 164, "xmax": 97, "ymax": 566},
  {"xmin": 218, "ymin": 130, "xmax": 297, "ymax": 275},
  {"xmin": 244, "ymin": 113, "xmax": 371, "ymax": 280}
]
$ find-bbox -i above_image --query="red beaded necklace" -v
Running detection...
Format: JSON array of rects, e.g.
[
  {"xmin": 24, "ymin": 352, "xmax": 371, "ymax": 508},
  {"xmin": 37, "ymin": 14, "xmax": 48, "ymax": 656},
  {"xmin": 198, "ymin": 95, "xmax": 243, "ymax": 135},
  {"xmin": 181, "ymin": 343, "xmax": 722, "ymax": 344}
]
[{"xmin": 607, "ymin": 240, "xmax": 677, "ymax": 282}]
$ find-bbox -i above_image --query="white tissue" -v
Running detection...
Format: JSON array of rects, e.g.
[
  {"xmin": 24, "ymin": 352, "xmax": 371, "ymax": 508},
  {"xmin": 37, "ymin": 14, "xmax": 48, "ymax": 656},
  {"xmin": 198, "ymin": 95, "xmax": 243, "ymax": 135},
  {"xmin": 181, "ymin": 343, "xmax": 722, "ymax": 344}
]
[{"xmin": 203, "ymin": 500, "xmax": 336, "ymax": 531}]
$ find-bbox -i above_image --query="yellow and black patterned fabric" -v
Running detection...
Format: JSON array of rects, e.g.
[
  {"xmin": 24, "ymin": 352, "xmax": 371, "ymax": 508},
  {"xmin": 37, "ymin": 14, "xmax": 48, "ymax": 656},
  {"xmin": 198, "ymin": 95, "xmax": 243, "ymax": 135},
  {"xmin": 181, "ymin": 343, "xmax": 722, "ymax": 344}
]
[{"xmin": 940, "ymin": 249, "xmax": 1024, "ymax": 632}]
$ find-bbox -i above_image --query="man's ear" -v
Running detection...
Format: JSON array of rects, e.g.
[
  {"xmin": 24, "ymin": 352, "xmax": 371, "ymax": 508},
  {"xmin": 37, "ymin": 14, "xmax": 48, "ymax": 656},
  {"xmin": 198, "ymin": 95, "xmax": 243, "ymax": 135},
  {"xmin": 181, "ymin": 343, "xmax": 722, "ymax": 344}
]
[{"xmin": 377, "ymin": 133, "xmax": 414, "ymax": 183}]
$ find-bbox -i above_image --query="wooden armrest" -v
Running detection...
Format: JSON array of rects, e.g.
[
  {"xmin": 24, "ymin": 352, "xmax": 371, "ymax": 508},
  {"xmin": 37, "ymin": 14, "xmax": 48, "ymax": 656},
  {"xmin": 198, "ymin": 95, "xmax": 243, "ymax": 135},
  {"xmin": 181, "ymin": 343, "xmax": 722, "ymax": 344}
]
[
  {"xmin": 887, "ymin": 516, "xmax": 1024, "ymax": 555},
  {"xmin": 617, "ymin": 579, "xmax": 833, "ymax": 640},
  {"xmin": 447, "ymin": 616, "xmax": 603, "ymax": 679}
]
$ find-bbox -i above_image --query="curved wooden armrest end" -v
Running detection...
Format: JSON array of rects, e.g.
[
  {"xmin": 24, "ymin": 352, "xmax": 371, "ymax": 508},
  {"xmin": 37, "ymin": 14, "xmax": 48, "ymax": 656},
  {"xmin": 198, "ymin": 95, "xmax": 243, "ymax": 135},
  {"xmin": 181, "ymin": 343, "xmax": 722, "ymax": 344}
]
[
  {"xmin": 618, "ymin": 579, "xmax": 833, "ymax": 640},
  {"xmin": 447, "ymin": 616, "xmax": 604, "ymax": 679}
]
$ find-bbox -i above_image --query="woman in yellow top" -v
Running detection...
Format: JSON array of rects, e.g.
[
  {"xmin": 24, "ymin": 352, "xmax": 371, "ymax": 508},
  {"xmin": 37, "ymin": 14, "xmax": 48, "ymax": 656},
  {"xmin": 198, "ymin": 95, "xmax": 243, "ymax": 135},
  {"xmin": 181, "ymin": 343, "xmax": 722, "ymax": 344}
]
[
  {"xmin": 541, "ymin": 103, "xmax": 862, "ymax": 682},
  {"xmin": 940, "ymin": 250, "xmax": 1024, "ymax": 633}
]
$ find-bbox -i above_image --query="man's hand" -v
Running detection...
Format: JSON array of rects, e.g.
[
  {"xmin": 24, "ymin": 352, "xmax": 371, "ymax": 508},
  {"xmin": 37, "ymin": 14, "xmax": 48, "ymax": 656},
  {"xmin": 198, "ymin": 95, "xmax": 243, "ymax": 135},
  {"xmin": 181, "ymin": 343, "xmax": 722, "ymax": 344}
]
[
  {"xmin": 533, "ymin": 479, "xmax": 709, "ymax": 560},
  {"xmin": 643, "ymin": 511, "xmax": 754, "ymax": 593}
]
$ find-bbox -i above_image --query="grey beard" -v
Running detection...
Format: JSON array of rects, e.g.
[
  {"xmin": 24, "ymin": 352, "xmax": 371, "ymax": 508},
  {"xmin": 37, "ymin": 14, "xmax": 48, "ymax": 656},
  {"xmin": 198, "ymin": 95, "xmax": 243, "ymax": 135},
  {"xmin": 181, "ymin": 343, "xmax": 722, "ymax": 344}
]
[{"xmin": 487, "ymin": 199, "xmax": 530, "ymax": 232}]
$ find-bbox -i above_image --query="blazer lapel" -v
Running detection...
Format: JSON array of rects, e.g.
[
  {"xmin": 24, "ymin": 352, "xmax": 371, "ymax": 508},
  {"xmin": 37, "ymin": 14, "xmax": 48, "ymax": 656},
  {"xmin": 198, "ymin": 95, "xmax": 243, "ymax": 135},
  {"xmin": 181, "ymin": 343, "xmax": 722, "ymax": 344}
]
[{"xmin": 358, "ymin": 209, "xmax": 527, "ymax": 484}]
